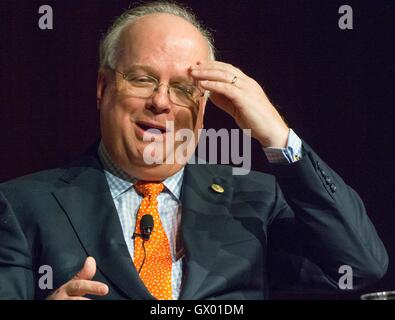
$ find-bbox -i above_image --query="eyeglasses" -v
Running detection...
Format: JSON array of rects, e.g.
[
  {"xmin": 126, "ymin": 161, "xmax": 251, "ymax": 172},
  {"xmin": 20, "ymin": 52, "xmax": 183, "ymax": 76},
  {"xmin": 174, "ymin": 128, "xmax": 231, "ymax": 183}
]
[{"xmin": 114, "ymin": 70, "xmax": 204, "ymax": 108}]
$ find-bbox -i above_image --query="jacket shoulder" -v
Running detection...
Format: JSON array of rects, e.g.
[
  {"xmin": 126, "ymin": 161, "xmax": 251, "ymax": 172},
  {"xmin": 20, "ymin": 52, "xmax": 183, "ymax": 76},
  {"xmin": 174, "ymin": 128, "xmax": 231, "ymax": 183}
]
[
  {"xmin": 0, "ymin": 168, "xmax": 66, "ymax": 196},
  {"xmin": 0, "ymin": 146, "xmax": 100, "ymax": 196}
]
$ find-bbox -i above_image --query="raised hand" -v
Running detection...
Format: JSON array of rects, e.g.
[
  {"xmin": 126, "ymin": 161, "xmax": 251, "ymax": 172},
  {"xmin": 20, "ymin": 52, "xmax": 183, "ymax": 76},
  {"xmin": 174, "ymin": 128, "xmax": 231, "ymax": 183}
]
[
  {"xmin": 191, "ymin": 61, "xmax": 289, "ymax": 148},
  {"xmin": 46, "ymin": 257, "xmax": 109, "ymax": 300}
]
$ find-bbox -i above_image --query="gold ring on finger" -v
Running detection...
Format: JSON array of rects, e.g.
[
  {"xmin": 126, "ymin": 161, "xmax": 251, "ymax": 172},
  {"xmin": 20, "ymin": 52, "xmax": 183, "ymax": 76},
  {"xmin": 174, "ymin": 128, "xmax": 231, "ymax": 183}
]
[{"xmin": 230, "ymin": 75, "xmax": 238, "ymax": 85}]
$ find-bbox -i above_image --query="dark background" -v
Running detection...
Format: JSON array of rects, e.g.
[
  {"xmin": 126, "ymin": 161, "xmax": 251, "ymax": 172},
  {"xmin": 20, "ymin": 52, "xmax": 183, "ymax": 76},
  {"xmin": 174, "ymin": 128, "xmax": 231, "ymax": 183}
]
[{"xmin": 0, "ymin": 0, "xmax": 394, "ymax": 299}]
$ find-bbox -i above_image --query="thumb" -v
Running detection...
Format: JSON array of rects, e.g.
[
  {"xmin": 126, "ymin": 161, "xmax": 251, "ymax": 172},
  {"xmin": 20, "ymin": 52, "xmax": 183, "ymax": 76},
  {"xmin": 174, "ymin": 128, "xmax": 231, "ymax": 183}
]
[{"xmin": 73, "ymin": 256, "xmax": 97, "ymax": 280}]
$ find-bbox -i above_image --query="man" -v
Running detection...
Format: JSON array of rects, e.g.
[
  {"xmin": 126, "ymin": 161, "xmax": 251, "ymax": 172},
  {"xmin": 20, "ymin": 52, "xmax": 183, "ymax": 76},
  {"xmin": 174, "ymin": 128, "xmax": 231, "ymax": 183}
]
[{"xmin": 0, "ymin": 2, "xmax": 388, "ymax": 300}]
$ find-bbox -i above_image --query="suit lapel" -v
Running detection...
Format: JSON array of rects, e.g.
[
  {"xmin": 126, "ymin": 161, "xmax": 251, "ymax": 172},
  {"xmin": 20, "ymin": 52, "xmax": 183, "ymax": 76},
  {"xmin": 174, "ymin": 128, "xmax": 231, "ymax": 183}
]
[
  {"xmin": 179, "ymin": 164, "xmax": 234, "ymax": 300},
  {"xmin": 52, "ymin": 151, "xmax": 153, "ymax": 300},
  {"xmin": 51, "ymin": 148, "xmax": 237, "ymax": 300}
]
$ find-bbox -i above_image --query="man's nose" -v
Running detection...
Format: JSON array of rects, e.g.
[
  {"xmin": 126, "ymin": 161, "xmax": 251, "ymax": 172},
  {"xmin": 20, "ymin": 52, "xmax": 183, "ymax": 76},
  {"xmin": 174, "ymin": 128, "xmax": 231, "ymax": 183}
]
[{"xmin": 149, "ymin": 84, "xmax": 171, "ymax": 114}]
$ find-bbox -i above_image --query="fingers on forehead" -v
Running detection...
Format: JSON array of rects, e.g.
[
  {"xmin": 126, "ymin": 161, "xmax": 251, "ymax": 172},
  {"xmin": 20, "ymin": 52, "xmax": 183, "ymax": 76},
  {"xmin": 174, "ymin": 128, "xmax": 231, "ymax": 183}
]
[{"xmin": 196, "ymin": 61, "xmax": 243, "ymax": 74}]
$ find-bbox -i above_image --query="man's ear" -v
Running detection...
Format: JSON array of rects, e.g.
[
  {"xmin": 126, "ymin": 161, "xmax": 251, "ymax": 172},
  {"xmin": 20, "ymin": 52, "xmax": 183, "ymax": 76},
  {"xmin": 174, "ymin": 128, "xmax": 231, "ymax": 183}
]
[{"xmin": 96, "ymin": 71, "xmax": 107, "ymax": 110}]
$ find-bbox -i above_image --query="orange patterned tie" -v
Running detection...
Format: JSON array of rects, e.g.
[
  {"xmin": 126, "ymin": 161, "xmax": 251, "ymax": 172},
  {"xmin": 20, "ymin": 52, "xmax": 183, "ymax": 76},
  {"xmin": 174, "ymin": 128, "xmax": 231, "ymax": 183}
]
[{"xmin": 133, "ymin": 181, "xmax": 172, "ymax": 300}]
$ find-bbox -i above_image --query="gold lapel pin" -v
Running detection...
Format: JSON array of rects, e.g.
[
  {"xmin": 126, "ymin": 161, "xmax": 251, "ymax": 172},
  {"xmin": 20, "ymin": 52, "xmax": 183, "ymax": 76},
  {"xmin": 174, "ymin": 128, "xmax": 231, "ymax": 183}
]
[{"xmin": 211, "ymin": 183, "xmax": 224, "ymax": 194}]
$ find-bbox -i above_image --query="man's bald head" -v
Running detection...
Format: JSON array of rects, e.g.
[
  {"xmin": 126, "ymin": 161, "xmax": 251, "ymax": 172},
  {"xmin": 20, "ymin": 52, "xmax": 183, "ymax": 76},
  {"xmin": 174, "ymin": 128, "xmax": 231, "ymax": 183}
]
[
  {"xmin": 99, "ymin": 1, "xmax": 215, "ymax": 71},
  {"xmin": 118, "ymin": 13, "xmax": 210, "ymax": 71}
]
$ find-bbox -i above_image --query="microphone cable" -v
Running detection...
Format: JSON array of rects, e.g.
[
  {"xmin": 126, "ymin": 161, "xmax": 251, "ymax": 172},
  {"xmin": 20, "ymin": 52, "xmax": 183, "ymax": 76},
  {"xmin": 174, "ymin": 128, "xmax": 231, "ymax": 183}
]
[{"xmin": 138, "ymin": 240, "xmax": 147, "ymax": 274}]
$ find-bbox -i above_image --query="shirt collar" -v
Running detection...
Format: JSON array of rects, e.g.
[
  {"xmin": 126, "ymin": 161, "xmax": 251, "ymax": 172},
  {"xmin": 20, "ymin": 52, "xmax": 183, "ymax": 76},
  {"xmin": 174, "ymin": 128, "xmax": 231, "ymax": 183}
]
[{"xmin": 98, "ymin": 141, "xmax": 184, "ymax": 201}]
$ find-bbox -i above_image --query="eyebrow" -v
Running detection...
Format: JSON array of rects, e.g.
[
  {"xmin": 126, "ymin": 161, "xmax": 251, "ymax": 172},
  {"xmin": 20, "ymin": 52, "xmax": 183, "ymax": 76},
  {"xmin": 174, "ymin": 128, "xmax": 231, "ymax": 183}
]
[
  {"xmin": 124, "ymin": 64, "xmax": 196, "ymax": 85},
  {"xmin": 124, "ymin": 64, "xmax": 155, "ymax": 74}
]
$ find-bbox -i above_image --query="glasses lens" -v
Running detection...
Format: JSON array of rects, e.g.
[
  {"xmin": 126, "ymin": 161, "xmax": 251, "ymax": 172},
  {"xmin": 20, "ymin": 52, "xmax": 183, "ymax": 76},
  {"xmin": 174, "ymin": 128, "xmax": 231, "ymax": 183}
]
[
  {"xmin": 123, "ymin": 75, "xmax": 156, "ymax": 98},
  {"xmin": 119, "ymin": 71, "xmax": 202, "ymax": 107},
  {"xmin": 170, "ymin": 85, "xmax": 201, "ymax": 108}
]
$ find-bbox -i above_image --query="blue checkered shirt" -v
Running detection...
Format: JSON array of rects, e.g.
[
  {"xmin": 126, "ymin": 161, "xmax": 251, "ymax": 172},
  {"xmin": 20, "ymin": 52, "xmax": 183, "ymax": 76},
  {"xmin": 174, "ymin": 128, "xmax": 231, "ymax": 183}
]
[
  {"xmin": 263, "ymin": 129, "xmax": 303, "ymax": 163},
  {"xmin": 98, "ymin": 142, "xmax": 184, "ymax": 300}
]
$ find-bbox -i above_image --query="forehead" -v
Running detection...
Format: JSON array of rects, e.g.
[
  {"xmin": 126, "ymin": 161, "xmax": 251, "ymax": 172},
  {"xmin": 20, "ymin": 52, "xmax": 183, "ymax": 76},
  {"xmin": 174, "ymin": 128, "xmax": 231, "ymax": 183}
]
[{"xmin": 117, "ymin": 13, "xmax": 210, "ymax": 73}]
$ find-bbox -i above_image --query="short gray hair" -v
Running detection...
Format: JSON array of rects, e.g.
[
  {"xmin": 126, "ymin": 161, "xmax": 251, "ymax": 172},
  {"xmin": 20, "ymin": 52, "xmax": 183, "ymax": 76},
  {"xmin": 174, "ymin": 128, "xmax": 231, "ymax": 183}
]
[{"xmin": 99, "ymin": 1, "xmax": 216, "ymax": 71}]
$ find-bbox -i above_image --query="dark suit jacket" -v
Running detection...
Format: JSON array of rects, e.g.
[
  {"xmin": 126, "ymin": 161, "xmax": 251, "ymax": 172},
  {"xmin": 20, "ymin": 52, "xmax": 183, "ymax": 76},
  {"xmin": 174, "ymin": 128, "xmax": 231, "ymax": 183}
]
[{"xmin": 0, "ymin": 143, "xmax": 388, "ymax": 299}]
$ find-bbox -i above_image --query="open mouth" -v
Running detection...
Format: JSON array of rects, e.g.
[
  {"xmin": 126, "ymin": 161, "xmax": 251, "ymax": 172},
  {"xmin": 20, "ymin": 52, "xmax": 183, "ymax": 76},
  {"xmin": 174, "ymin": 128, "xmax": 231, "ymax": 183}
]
[{"xmin": 136, "ymin": 121, "xmax": 167, "ymax": 135}]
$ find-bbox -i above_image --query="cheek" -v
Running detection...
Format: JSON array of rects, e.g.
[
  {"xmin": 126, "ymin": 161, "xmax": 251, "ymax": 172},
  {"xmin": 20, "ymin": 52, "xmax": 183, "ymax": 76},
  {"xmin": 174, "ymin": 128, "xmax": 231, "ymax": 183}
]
[
  {"xmin": 174, "ymin": 110, "xmax": 193, "ymax": 131},
  {"xmin": 101, "ymin": 91, "xmax": 143, "ymax": 124},
  {"xmin": 102, "ymin": 81, "xmax": 142, "ymax": 112},
  {"xmin": 174, "ymin": 105, "xmax": 203, "ymax": 132},
  {"xmin": 100, "ymin": 100, "xmax": 145, "ymax": 151}
]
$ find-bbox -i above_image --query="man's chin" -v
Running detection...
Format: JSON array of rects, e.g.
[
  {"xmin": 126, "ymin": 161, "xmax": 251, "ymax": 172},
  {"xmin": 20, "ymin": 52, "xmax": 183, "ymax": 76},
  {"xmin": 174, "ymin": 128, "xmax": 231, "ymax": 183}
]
[
  {"xmin": 122, "ymin": 139, "xmax": 196, "ymax": 179},
  {"xmin": 125, "ymin": 162, "xmax": 185, "ymax": 181}
]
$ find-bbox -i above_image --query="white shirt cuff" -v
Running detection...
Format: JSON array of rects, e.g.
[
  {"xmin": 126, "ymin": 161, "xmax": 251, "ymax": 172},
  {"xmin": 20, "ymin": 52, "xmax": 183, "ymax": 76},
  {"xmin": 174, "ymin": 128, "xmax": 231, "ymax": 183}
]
[{"xmin": 263, "ymin": 129, "xmax": 303, "ymax": 164}]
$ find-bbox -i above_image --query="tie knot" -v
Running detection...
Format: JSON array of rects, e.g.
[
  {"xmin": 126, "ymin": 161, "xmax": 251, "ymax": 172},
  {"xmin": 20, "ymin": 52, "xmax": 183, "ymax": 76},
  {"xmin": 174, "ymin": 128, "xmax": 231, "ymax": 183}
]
[{"xmin": 134, "ymin": 181, "xmax": 165, "ymax": 197}]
